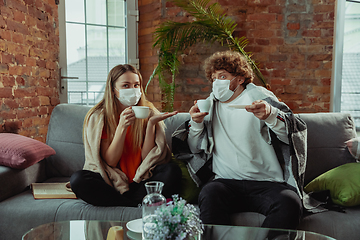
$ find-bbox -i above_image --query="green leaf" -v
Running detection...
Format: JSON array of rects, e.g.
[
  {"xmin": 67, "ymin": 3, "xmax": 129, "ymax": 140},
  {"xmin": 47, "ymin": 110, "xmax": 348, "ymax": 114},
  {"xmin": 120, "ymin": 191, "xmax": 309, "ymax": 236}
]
[{"xmin": 146, "ymin": 0, "xmax": 267, "ymax": 111}]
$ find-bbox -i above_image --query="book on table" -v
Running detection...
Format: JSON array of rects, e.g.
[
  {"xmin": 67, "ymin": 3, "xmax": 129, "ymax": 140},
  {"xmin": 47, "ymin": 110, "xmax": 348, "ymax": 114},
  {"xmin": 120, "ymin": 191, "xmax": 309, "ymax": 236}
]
[{"xmin": 31, "ymin": 182, "xmax": 77, "ymax": 199}]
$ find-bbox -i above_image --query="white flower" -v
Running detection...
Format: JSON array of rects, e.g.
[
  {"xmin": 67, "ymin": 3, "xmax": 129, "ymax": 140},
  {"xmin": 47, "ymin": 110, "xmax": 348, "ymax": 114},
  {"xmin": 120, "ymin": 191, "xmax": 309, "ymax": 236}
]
[{"xmin": 149, "ymin": 195, "xmax": 203, "ymax": 239}]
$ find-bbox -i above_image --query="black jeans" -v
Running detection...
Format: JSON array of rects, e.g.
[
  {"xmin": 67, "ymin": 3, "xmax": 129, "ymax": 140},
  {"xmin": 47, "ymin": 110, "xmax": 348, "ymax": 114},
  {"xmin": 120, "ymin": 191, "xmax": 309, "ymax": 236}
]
[
  {"xmin": 70, "ymin": 162, "xmax": 182, "ymax": 207},
  {"xmin": 198, "ymin": 179, "xmax": 302, "ymax": 231}
]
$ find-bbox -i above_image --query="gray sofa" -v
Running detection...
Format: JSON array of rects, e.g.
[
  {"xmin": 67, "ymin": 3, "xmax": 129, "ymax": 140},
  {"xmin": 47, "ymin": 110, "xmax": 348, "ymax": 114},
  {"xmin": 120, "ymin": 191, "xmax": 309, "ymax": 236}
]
[{"xmin": 0, "ymin": 103, "xmax": 359, "ymax": 240}]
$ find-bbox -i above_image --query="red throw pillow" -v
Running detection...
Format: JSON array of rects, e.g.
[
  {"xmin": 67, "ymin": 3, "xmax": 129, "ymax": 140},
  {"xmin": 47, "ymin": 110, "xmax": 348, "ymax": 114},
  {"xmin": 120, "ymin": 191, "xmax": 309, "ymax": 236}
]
[{"xmin": 0, "ymin": 133, "xmax": 56, "ymax": 169}]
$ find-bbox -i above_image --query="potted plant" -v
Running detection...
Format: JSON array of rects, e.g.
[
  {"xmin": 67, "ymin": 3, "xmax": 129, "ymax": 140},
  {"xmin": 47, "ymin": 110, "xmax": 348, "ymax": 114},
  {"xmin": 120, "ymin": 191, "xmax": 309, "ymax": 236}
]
[{"xmin": 146, "ymin": 0, "xmax": 268, "ymax": 111}]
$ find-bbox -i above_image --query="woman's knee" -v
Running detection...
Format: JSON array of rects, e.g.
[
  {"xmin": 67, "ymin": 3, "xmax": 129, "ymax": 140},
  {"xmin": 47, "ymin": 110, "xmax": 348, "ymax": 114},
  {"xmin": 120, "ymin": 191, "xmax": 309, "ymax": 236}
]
[{"xmin": 70, "ymin": 170, "xmax": 99, "ymax": 192}]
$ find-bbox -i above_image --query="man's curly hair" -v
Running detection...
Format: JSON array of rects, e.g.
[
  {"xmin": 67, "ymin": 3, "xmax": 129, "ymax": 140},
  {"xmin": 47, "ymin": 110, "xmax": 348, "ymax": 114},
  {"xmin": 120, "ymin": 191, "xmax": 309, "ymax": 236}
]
[{"xmin": 204, "ymin": 50, "xmax": 254, "ymax": 86}]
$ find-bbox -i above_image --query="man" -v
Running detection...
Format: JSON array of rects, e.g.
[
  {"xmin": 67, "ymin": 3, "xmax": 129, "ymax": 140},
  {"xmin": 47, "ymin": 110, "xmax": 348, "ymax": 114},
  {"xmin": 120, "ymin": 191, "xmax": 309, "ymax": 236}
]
[{"xmin": 172, "ymin": 50, "xmax": 315, "ymax": 237}]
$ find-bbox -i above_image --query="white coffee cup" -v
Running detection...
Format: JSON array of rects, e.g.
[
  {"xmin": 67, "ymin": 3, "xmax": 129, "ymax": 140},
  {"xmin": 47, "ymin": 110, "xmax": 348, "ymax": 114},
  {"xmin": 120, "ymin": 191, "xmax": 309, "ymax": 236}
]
[
  {"xmin": 132, "ymin": 106, "xmax": 149, "ymax": 119},
  {"xmin": 197, "ymin": 99, "xmax": 211, "ymax": 113}
]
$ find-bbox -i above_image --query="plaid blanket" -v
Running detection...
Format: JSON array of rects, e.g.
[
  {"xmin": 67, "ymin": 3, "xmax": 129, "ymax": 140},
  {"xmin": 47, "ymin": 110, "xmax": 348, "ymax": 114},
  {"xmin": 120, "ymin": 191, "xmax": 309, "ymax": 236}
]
[{"xmin": 172, "ymin": 83, "xmax": 325, "ymax": 213}]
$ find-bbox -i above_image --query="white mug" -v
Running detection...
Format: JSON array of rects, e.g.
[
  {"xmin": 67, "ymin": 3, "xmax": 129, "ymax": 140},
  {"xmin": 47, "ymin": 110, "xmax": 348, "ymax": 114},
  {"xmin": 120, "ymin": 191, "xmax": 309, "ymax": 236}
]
[
  {"xmin": 132, "ymin": 106, "xmax": 149, "ymax": 119},
  {"xmin": 197, "ymin": 99, "xmax": 211, "ymax": 113}
]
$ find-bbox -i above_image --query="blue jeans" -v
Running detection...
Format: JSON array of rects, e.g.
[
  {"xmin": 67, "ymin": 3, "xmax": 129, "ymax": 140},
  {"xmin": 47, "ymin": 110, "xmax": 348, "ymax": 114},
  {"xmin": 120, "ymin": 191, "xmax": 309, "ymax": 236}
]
[{"xmin": 198, "ymin": 179, "xmax": 302, "ymax": 230}]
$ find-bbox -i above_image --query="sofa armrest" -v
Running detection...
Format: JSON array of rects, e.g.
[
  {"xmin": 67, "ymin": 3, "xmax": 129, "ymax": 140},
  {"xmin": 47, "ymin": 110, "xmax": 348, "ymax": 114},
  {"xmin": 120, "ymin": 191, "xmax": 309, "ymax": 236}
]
[{"xmin": 0, "ymin": 161, "xmax": 46, "ymax": 202}]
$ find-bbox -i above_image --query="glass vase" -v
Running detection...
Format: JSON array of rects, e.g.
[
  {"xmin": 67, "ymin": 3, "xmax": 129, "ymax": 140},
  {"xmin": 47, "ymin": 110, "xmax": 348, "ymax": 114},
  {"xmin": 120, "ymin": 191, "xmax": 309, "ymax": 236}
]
[{"xmin": 142, "ymin": 181, "xmax": 166, "ymax": 240}]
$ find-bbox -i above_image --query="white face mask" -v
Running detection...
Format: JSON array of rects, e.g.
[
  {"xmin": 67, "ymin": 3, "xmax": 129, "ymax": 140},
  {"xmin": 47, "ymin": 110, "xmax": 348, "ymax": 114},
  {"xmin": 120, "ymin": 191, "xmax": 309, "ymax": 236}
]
[
  {"xmin": 212, "ymin": 77, "xmax": 238, "ymax": 102},
  {"xmin": 115, "ymin": 88, "xmax": 142, "ymax": 107}
]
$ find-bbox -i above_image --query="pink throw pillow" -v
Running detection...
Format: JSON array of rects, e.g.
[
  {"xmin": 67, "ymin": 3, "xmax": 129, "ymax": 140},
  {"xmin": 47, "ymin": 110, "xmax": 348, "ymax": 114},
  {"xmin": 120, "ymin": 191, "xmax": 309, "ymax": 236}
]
[
  {"xmin": 346, "ymin": 137, "xmax": 360, "ymax": 160},
  {"xmin": 0, "ymin": 133, "xmax": 56, "ymax": 169}
]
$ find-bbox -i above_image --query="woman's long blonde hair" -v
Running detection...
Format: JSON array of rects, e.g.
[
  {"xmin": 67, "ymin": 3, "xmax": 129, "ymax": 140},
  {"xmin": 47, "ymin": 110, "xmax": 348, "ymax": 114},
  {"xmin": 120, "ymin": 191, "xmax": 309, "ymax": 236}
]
[{"xmin": 84, "ymin": 64, "xmax": 160, "ymax": 150}]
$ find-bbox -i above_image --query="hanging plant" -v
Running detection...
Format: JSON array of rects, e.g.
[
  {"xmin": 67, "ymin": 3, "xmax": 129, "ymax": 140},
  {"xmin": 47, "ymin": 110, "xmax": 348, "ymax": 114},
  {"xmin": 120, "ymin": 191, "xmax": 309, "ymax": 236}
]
[{"xmin": 146, "ymin": 0, "xmax": 268, "ymax": 111}]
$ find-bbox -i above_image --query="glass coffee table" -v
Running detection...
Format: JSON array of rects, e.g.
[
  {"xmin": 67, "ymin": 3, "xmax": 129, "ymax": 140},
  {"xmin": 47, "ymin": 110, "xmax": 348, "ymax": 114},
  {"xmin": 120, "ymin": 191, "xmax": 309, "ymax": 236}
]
[{"xmin": 22, "ymin": 220, "xmax": 336, "ymax": 240}]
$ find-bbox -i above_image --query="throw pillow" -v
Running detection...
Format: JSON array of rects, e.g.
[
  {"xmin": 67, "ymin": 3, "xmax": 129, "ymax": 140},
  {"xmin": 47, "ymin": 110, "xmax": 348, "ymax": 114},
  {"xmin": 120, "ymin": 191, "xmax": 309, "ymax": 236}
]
[
  {"xmin": 171, "ymin": 157, "xmax": 201, "ymax": 203},
  {"xmin": 304, "ymin": 162, "xmax": 360, "ymax": 207},
  {"xmin": 345, "ymin": 137, "xmax": 360, "ymax": 160},
  {"xmin": 0, "ymin": 133, "xmax": 56, "ymax": 169}
]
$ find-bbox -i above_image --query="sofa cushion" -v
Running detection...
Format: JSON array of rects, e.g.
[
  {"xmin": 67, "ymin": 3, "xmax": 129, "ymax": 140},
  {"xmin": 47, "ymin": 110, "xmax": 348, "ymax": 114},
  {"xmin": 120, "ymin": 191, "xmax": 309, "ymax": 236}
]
[
  {"xmin": 345, "ymin": 137, "xmax": 360, "ymax": 160},
  {"xmin": 0, "ymin": 133, "xmax": 56, "ymax": 169},
  {"xmin": 45, "ymin": 104, "xmax": 91, "ymax": 177},
  {"xmin": 304, "ymin": 162, "xmax": 360, "ymax": 207},
  {"xmin": 297, "ymin": 113, "xmax": 357, "ymax": 185},
  {"xmin": 172, "ymin": 157, "xmax": 200, "ymax": 203}
]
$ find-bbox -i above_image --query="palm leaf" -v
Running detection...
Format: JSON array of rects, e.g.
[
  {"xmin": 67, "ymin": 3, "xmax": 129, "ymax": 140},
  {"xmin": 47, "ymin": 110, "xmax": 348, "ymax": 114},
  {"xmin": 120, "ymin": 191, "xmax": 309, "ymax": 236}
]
[{"xmin": 147, "ymin": 0, "xmax": 268, "ymax": 111}]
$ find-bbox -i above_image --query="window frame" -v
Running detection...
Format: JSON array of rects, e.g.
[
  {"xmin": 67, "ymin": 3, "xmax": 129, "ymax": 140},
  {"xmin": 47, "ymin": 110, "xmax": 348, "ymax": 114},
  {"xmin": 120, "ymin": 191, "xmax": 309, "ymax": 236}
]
[
  {"xmin": 58, "ymin": 0, "xmax": 139, "ymax": 104},
  {"xmin": 331, "ymin": 0, "xmax": 346, "ymax": 112}
]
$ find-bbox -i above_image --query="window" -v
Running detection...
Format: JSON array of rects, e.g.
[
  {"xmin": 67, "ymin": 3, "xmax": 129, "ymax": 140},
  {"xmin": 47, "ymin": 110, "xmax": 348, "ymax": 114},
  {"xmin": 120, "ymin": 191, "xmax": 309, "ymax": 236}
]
[
  {"xmin": 58, "ymin": 0, "xmax": 138, "ymax": 105},
  {"xmin": 333, "ymin": 0, "xmax": 360, "ymax": 129}
]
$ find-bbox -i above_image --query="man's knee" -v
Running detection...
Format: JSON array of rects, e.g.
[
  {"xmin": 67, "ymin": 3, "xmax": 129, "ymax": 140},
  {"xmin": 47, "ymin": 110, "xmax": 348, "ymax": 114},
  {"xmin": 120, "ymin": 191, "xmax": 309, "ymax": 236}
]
[
  {"xmin": 198, "ymin": 181, "xmax": 228, "ymax": 204},
  {"xmin": 278, "ymin": 190, "xmax": 303, "ymax": 216}
]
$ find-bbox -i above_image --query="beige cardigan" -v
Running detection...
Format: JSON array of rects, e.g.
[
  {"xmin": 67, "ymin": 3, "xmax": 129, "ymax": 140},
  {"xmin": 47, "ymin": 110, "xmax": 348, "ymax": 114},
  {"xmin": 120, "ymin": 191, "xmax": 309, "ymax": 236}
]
[{"xmin": 82, "ymin": 110, "xmax": 171, "ymax": 194}]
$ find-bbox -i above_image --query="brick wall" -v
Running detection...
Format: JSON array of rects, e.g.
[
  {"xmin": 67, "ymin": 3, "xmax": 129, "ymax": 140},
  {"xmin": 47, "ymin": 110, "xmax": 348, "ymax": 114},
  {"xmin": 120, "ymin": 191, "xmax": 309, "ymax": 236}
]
[
  {"xmin": 138, "ymin": 0, "xmax": 335, "ymax": 113},
  {"xmin": 0, "ymin": 0, "xmax": 59, "ymax": 142}
]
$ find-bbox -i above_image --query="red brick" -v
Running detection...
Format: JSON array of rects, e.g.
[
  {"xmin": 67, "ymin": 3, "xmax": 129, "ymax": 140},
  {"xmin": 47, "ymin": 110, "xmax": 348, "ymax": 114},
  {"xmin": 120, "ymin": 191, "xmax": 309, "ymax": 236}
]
[
  {"xmin": 14, "ymin": 10, "xmax": 26, "ymax": 23},
  {"xmin": 0, "ymin": 63, "xmax": 8, "ymax": 73},
  {"xmin": 30, "ymin": 97, "xmax": 40, "ymax": 107},
  {"xmin": 302, "ymin": 30, "xmax": 321, "ymax": 37},
  {"xmin": 0, "ymin": 110, "xmax": 17, "ymax": 119},
  {"xmin": 287, "ymin": 22, "xmax": 300, "ymax": 30},
  {"xmin": 24, "ymin": 0, "xmax": 36, "ymax": 6},
  {"xmin": 272, "ymin": 70, "xmax": 286, "ymax": 78},
  {"xmin": 307, "ymin": 54, "xmax": 332, "ymax": 61},
  {"xmin": 279, "ymin": 45, "xmax": 299, "ymax": 53},
  {"xmin": 39, "ymin": 96, "xmax": 50, "ymax": 105},
  {"xmin": 7, "ymin": 0, "xmax": 27, "ymax": 12},
  {"xmin": 287, "ymin": 4, "xmax": 306, "ymax": 13},
  {"xmin": 28, "ymin": 6, "xmax": 47, "ymax": 21},
  {"xmin": 270, "ymin": 54, "xmax": 288, "ymax": 61},
  {"xmin": 15, "ymin": 54, "xmax": 26, "ymax": 65},
  {"xmin": 14, "ymin": 87, "xmax": 36, "ymax": 98},
  {"xmin": 314, "ymin": 5, "xmax": 334, "ymax": 13},
  {"xmin": 247, "ymin": 13, "xmax": 277, "ymax": 22},
  {"xmin": 1, "ymin": 52, "xmax": 14, "ymax": 64},
  {"xmin": 36, "ymin": 86, "xmax": 53, "ymax": 96},
  {"xmin": 0, "ymin": 88, "xmax": 13, "ymax": 98},
  {"xmin": 17, "ymin": 108, "xmax": 37, "ymax": 119},
  {"xmin": 312, "ymin": 86, "xmax": 330, "ymax": 94},
  {"xmin": 37, "ymin": 106, "xmax": 48, "ymax": 114},
  {"xmin": 16, "ymin": 76, "xmax": 25, "ymax": 86},
  {"xmin": 0, "ymin": 15, "xmax": 6, "ymax": 28},
  {"xmin": 269, "ymin": 5, "xmax": 283, "ymax": 14},
  {"xmin": 2, "ymin": 76, "xmax": 15, "ymax": 87},
  {"xmin": 270, "ymin": 38, "xmax": 284, "ymax": 45},
  {"xmin": 256, "ymin": 39, "xmax": 270, "ymax": 45},
  {"xmin": 0, "ymin": 29, "xmax": 12, "ymax": 41},
  {"xmin": 7, "ymin": 19, "xmax": 29, "ymax": 35},
  {"xmin": 4, "ymin": 99, "xmax": 19, "ymax": 109},
  {"xmin": 7, "ymin": 42, "xmax": 29, "ymax": 55},
  {"xmin": 45, "ymin": 61, "xmax": 57, "ymax": 70},
  {"xmin": 12, "ymin": 32, "xmax": 24, "ymax": 44},
  {"xmin": 19, "ymin": 98, "xmax": 32, "ymax": 108},
  {"xmin": 315, "ymin": 70, "xmax": 332, "ymax": 78},
  {"xmin": 271, "ymin": 79, "xmax": 292, "ymax": 85},
  {"xmin": 247, "ymin": 0, "xmax": 277, "ymax": 6},
  {"xmin": 321, "ymin": 29, "xmax": 333, "ymax": 38},
  {"xmin": 50, "ymin": 97, "xmax": 60, "ymax": 106}
]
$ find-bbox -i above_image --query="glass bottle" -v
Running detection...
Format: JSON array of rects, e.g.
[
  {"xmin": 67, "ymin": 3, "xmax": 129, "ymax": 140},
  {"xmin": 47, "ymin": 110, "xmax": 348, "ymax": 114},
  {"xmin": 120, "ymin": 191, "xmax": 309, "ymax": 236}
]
[{"xmin": 142, "ymin": 181, "xmax": 166, "ymax": 240}]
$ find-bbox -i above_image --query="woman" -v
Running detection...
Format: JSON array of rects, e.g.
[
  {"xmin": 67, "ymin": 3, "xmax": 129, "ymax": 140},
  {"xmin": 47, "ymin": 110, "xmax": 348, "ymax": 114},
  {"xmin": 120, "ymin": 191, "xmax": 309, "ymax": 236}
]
[{"xmin": 70, "ymin": 64, "xmax": 182, "ymax": 207}]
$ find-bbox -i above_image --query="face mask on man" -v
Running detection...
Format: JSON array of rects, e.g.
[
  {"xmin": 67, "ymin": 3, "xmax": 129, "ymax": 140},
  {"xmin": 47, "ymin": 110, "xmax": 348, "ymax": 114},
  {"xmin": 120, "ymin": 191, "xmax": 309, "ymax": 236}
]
[
  {"xmin": 115, "ymin": 88, "xmax": 142, "ymax": 107},
  {"xmin": 212, "ymin": 77, "xmax": 238, "ymax": 102}
]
